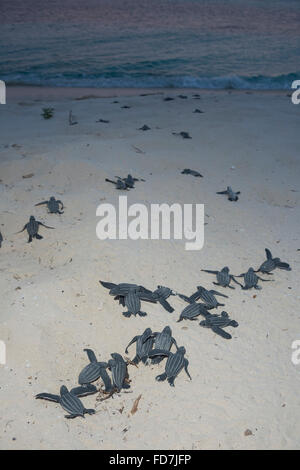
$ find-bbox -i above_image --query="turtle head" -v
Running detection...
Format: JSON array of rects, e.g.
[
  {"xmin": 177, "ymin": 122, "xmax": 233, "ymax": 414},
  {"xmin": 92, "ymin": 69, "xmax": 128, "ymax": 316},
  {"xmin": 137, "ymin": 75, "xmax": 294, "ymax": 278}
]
[
  {"xmin": 178, "ymin": 346, "xmax": 186, "ymax": 354},
  {"xmin": 222, "ymin": 267, "xmax": 229, "ymax": 273},
  {"xmin": 162, "ymin": 326, "xmax": 172, "ymax": 335},
  {"xmin": 29, "ymin": 215, "xmax": 35, "ymax": 221},
  {"xmin": 248, "ymin": 267, "xmax": 254, "ymax": 272},
  {"xmin": 143, "ymin": 328, "xmax": 152, "ymax": 337},
  {"xmin": 50, "ymin": 196, "xmax": 55, "ymax": 201},
  {"xmin": 111, "ymin": 352, "xmax": 123, "ymax": 361},
  {"xmin": 60, "ymin": 385, "xmax": 69, "ymax": 395}
]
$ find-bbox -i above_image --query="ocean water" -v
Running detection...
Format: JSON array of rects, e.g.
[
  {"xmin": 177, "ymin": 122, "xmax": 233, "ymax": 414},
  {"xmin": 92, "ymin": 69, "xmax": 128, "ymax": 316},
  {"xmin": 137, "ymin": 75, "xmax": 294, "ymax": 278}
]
[{"xmin": 0, "ymin": 0, "xmax": 299, "ymax": 89}]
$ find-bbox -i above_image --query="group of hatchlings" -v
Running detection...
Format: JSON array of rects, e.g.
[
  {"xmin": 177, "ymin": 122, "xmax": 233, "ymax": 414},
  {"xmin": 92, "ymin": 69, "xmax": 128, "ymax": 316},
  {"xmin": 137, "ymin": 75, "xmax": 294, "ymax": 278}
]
[
  {"xmin": 0, "ymin": 184, "xmax": 291, "ymax": 419},
  {"xmin": 35, "ymin": 247, "xmax": 291, "ymax": 419}
]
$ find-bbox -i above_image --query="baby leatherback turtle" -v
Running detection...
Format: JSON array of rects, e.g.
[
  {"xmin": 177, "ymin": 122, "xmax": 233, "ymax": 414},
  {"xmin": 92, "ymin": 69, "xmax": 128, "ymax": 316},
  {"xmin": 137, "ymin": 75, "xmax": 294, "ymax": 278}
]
[
  {"xmin": 151, "ymin": 286, "xmax": 175, "ymax": 313},
  {"xmin": 146, "ymin": 326, "xmax": 178, "ymax": 364},
  {"xmin": 123, "ymin": 290, "xmax": 147, "ymax": 317},
  {"xmin": 199, "ymin": 311, "xmax": 239, "ymax": 339},
  {"xmin": 177, "ymin": 302, "xmax": 209, "ymax": 322},
  {"xmin": 172, "ymin": 131, "xmax": 192, "ymax": 139},
  {"xmin": 235, "ymin": 267, "xmax": 274, "ymax": 290},
  {"xmin": 125, "ymin": 328, "xmax": 154, "ymax": 365},
  {"xmin": 138, "ymin": 124, "xmax": 151, "ymax": 131},
  {"xmin": 36, "ymin": 384, "xmax": 96, "ymax": 419},
  {"xmin": 148, "ymin": 346, "xmax": 191, "ymax": 387},
  {"xmin": 217, "ymin": 186, "xmax": 240, "ymax": 201},
  {"xmin": 108, "ymin": 353, "xmax": 130, "ymax": 393},
  {"xmin": 78, "ymin": 349, "xmax": 112, "ymax": 392},
  {"xmin": 17, "ymin": 215, "xmax": 54, "ymax": 242},
  {"xmin": 105, "ymin": 178, "xmax": 129, "ymax": 190},
  {"xmin": 181, "ymin": 169, "xmax": 203, "ymax": 177},
  {"xmin": 179, "ymin": 286, "xmax": 228, "ymax": 309},
  {"xmin": 255, "ymin": 248, "xmax": 292, "ymax": 274},
  {"xmin": 201, "ymin": 267, "xmax": 240, "ymax": 289},
  {"xmin": 35, "ymin": 196, "xmax": 64, "ymax": 214}
]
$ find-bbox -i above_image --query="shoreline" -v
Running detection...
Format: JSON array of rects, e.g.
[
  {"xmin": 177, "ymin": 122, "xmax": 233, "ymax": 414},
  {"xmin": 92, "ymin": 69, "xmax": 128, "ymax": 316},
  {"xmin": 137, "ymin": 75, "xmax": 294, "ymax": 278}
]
[{"xmin": 6, "ymin": 85, "xmax": 288, "ymax": 103}]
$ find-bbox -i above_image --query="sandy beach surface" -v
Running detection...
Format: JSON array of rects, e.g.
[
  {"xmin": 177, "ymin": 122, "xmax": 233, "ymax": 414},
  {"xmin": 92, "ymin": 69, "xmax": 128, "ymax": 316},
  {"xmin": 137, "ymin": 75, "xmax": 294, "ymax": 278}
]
[{"xmin": 0, "ymin": 86, "xmax": 299, "ymax": 450}]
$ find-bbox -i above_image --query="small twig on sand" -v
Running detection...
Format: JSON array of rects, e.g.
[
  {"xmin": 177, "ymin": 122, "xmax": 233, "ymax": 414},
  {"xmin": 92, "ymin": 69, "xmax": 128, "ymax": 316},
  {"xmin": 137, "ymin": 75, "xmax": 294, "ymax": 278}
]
[{"xmin": 130, "ymin": 394, "xmax": 142, "ymax": 415}]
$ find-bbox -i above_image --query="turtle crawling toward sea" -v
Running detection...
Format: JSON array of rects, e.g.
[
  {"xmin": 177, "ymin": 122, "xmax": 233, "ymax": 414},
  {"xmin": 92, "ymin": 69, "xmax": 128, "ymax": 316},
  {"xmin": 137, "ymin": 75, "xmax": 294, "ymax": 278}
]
[
  {"xmin": 179, "ymin": 286, "xmax": 228, "ymax": 309},
  {"xmin": 177, "ymin": 302, "xmax": 209, "ymax": 322},
  {"xmin": 255, "ymin": 248, "xmax": 291, "ymax": 274},
  {"xmin": 123, "ymin": 290, "xmax": 147, "ymax": 317},
  {"xmin": 36, "ymin": 384, "xmax": 97, "ymax": 419},
  {"xmin": 17, "ymin": 215, "xmax": 54, "ymax": 242},
  {"xmin": 125, "ymin": 328, "xmax": 154, "ymax": 365},
  {"xmin": 181, "ymin": 169, "xmax": 203, "ymax": 177},
  {"xmin": 199, "ymin": 311, "xmax": 238, "ymax": 339},
  {"xmin": 201, "ymin": 266, "xmax": 240, "ymax": 289},
  {"xmin": 35, "ymin": 196, "xmax": 64, "ymax": 214},
  {"xmin": 108, "ymin": 353, "xmax": 130, "ymax": 393},
  {"xmin": 78, "ymin": 349, "xmax": 113, "ymax": 392},
  {"xmin": 105, "ymin": 177, "xmax": 129, "ymax": 190},
  {"xmin": 151, "ymin": 286, "xmax": 175, "ymax": 312},
  {"xmin": 172, "ymin": 131, "xmax": 192, "ymax": 139},
  {"xmin": 146, "ymin": 326, "xmax": 178, "ymax": 364},
  {"xmin": 148, "ymin": 346, "xmax": 191, "ymax": 387},
  {"xmin": 217, "ymin": 186, "xmax": 240, "ymax": 201},
  {"xmin": 235, "ymin": 267, "xmax": 273, "ymax": 290}
]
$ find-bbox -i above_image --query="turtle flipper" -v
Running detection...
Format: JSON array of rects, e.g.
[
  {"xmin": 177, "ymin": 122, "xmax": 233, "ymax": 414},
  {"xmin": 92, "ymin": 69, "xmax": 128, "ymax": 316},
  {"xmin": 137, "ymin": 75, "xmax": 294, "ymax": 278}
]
[
  {"xmin": 38, "ymin": 222, "xmax": 54, "ymax": 229},
  {"xmin": 138, "ymin": 311, "xmax": 147, "ymax": 317},
  {"xmin": 16, "ymin": 224, "xmax": 28, "ymax": 235},
  {"xmin": 35, "ymin": 201, "xmax": 48, "ymax": 206},
  {"xmin": 99, "ymin": 369, "xmax": 113, "ymax": 392},
  {"xmin": 209, "ymin": 290, "xmax": 228, "ymax": 298},
  {"xmin": 84, "ymin": 408, "xmax": 96, "ymax": 415},
  {"xmin": 167, "ymin": 376, "xmax": 175, "ymax": 387},
  {"xmin": 99, "ymin": 280, "xmax": 116, "ymax": 290},
  {"xmin": 84, "ymin": 348, "xmax": 98, "ymax": 363},
  {"xmin": 125, "ymin": 336, "xmax": 138, "ymax": 354},
  {"xmin": 211, "ymin": 326, "xmax": 232, "ymax": 339},
  {"xmin": 35, "ymin": 393, "xmax": 60, "ymax": 402},
  {"xmin": 275, "ymin": 261, "xmax": 291, "ymax": 270},
  {"xmin": 156, "ymin": 372, "xmax": 167, "ymax": 382},
  {"xmin": 230, "ymin": 320, "xmax": 239, "ymax": 328},
  {"xmin": 35, "ymin": 234, "xmax": 43, "ymax": 239},
  {"xmin": 177, "ymin": 293, "xmax": 191, "ymax": 302},
  {"xmin": 70, "ymin": 384, "xmax": 97, "ymax": 397},
  {"xmin": 265, "ymin": 248, "xmax": 273, "ymax": 260},
  {"xmin": 201, "ymin": 269, "xmax": 218, "ymax": 274},
  {"xmin": 65, "ymin": 413, "xmax": 83, "ymax": 419},
  {"xmin": 216, "ymin": 191, "xmax": 227, "ymax": 195},
  {"xmin": 184, "ymin": 359, "xmax": 192, "ymax": 380},
  {"xmin": 158, "ymin": 298, "xmax": 174, "ymax": 313},
  {"xmin": 122, "ymin": 311, "xmax": 132, "ymax": 318},
  {"xmin": 28, "ymin": 235, "xmax": 33, "ymax": 243}
]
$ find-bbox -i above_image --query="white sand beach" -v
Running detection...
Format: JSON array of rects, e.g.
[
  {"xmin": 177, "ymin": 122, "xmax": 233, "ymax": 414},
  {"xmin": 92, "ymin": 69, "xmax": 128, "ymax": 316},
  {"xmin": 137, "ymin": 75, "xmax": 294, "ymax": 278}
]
[{"xmin": 0, "ymin": 86, "xmax": 299, "ymax": 450}]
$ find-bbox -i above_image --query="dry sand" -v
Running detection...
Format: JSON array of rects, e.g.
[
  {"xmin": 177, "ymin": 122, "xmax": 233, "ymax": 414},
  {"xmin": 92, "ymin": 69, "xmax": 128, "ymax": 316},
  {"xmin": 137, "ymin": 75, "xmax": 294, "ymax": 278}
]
[{"xmin": 0, "ymin": 86, "xmax": 299, "ymax": 450}]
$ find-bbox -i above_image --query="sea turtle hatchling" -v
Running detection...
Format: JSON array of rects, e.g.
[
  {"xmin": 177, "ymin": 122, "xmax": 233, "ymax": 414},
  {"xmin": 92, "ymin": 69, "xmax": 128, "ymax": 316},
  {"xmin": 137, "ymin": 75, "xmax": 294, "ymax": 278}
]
[
  {"xmin": 179, "ymin": 286, "xmax": 228, "ymax": 309},
  {"xmin": 78, "ymin": 349, "xmax": 113, "ymax": 392},
  {"xmin": 199, "ymin": 311, "xmax": 239, "ymax": 339},
  {"xmin": 151, "ymin": 286, "xmax": 175, "ymax": 313},
  {"xmin": 235, "ymin": 267, "xmax": 274, "ymax": 290},
  {"xmin": 125, "ymin": 328, "xmax": 154, "ymax": 364},
  {"xmin": 201, "ymin": 267, "xmax": 240, "ymax": 289},
  {"xmin": 181, "ymin": 169, "xmax": 203, "ymax": 177},
  {"xmin": 105, "ymin": 178, "xmax": 129, "ymax": 190},
  {"xmin": 107, "ymin": 353, "xmax": 130, "ymax": 393},
  {"xmin": 172, "ymin": 131, "xmax": 192, "ymax": 139},
  {"xmin": 123, "ymin": 290, "xmax": 147, "ymax": 317},
  {"xmin": 35, "ymin": 384, "xmax": 97, "ymax": 419},
  {"xmin": 17, "ymin": 215, "xmax": 54, "ymax": 242},
  {"xmin": 35, "ymin": 196, "xmax": 64, "ymax": 214},
  {"xmin": 145, "ymin": 326, "xmax": 178, "ymax": 364},
  {"xmin": 148, "ymin": 346, "xmax": 191, "ymax": 387},
  {"xmin": 177, "ymin": 302, "xmax": 209, "ymax": 322},
  {"xmin": 255, "ymin": 248, "xmax": 292, "ymax": 274},
  {"xmin": 217, "ymin": 186, "xmax": 240, "ymax": 201}
]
